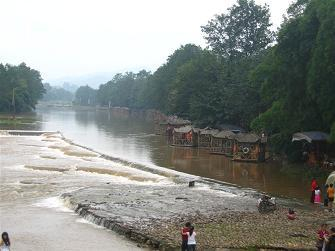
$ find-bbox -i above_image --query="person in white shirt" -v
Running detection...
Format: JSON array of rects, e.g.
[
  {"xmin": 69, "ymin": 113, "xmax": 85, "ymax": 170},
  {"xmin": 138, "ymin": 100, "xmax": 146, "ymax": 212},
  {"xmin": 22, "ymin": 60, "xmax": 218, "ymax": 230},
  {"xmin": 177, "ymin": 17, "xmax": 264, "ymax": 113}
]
[
  {"xmin": 187, "ymin": 226, "xmax": 196, "ymax": 251},
  {"xmin": 0, "ymin": 232, "xmax": 10, "ymax": 251}
]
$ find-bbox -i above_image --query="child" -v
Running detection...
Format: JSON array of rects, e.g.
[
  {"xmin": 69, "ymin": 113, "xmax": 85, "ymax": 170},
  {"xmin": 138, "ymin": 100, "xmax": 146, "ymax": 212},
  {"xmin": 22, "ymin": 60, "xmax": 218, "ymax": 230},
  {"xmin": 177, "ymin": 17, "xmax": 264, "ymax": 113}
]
[
  {"xmin": 0, "ymin": 232, "xmax": 10, "ymax": 251},
  {"xmin": 314, "ymin": 186, "xmax": 321, "ymax": 204},
  {"xmin": 311, "ymin": 178, "xmax": 318, "ymax": 203},
  {"xmin": 316, "ymin": 224, "xmax": 329, "ymax": 251},
  {"xmin": 187, "ymin": 226, "xmax": 196, "ymax": 251},
  {"xmin": 287, "ymin": 208, "xmax": 296, "ymax": 220},
  {"xmin": 181, "ymin": 222, "xmax": 191, "ymax": 251}
]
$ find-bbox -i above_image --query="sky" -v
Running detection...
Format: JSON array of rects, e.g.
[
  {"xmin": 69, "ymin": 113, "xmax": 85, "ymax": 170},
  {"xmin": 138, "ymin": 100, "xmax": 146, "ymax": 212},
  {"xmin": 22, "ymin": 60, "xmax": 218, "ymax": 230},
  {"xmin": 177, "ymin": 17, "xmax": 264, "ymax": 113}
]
[{"xmin": 0, "ymin": 0, "xmax": 293, "ymax": 84}]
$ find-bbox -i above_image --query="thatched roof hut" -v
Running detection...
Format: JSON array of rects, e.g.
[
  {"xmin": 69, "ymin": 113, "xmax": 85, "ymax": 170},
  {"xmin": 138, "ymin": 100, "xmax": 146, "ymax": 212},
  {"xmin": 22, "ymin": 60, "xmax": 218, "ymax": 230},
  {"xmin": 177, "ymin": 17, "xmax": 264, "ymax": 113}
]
[
  {"xmin": 154, "ymin": 117, "xmax": 191, "ymax": 135},
  {"xmin": 172, "ymin": 126, "xmax": 200, "ymax": 147},
  {"xmin": 233, "ymin": 133, "xmax": 266, "ymax": 162},
  {"xmin": 210, "ymin": 130, "xmax": 238, "ymax": 156},
  {"xmin": 199, "ymin": 128, "xmax": 219, "ymax": 148}
]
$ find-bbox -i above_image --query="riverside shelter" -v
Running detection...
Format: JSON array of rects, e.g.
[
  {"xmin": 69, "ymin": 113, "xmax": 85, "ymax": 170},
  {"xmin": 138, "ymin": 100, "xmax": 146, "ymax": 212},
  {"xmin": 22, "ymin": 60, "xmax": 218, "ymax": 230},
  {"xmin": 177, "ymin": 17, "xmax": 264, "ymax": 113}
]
[
  {"xmin": 199, "ymin": 128, "xmax": 219, "ymax": 148},
  {"xmin": 292, "ymin": 131, "xmax": 330, "ymax": 166},
  {"xmin": 232, "ymin": 133, "xmax": 266, "ymax": 162},
  {"xmin": 210, "ymin": 130, "xmax": 237, "ymax": 157},
  {"xmin": 172, "ymin": 126, "xmax": 200, "ymax": 147}
]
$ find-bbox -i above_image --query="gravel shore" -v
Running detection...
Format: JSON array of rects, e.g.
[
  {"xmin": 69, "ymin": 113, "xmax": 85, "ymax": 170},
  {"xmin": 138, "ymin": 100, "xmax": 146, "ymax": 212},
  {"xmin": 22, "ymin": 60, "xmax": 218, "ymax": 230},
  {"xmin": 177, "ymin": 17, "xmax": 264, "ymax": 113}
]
[{"xmin": 61, "ymin": 183, "xmax": 335, "ymax": 250}]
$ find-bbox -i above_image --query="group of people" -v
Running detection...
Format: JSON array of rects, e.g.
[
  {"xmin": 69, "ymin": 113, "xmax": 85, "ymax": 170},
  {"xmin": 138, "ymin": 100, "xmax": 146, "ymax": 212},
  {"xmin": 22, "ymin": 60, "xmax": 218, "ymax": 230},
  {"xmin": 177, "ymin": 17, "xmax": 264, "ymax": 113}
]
[
  {"xmin": 0, "ymin": 232, "xmax": 10, "ymax": 251},
  {"xmin": 311, "ymin": 178, "xmax": 335, "ymax": 211},
  {"xmin": 317, "ymin": 224, "xmax": 335, "ymax": 251},
  {"xmin": 181, "ymin": 222, "xmax": 196, "ymax": 251}
]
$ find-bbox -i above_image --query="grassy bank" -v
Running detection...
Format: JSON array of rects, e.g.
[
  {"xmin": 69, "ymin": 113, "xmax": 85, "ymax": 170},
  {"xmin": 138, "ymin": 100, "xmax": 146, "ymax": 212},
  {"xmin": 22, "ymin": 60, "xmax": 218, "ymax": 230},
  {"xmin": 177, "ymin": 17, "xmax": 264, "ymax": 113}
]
[{"xmin": 0, "ymin": 114, "xmax": 38, "ymax": 130}]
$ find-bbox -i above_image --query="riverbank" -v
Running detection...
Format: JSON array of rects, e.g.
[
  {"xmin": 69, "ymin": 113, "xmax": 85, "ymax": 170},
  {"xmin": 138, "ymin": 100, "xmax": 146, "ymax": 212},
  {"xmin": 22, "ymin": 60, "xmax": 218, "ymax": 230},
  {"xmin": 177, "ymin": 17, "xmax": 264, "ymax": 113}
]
[
  {"xmin": 61, "ymin": 182, "xmax": 335, "ymax": 250},
  {"xmin": 0, "ymin": 114, "xmax": 42, "ymax": 131}
]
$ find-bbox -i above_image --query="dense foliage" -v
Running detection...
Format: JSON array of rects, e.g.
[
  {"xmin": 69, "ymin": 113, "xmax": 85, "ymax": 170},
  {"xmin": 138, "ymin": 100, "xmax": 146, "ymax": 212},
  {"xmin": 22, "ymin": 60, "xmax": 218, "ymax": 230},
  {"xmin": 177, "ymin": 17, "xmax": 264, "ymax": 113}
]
[
  {"xmin": 0, "ymin": 63, "xmax": 45, "ymax": 113},
  {"xmin": 73, "ymin": 0, "xmax": 334, "ymax": 154},
  {"xmin": 251, "ymin": 0, "xmax": 335, "ymax": 149}
]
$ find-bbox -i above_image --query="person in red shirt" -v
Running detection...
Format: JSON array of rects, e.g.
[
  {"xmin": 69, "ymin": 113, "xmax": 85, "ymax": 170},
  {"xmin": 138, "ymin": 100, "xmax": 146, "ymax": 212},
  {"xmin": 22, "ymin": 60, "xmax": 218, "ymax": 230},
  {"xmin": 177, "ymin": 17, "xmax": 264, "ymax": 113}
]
[
  {"xmin": 311, "ymin": 178, "xmax": 318, "ymax": 203},
  {"xmin": 316, "ymin": 223, "xmax": 329, "ymax": 251},
  {"xmin": 181, "ymin": 222, "xmax": 191, "ymax": 251}
]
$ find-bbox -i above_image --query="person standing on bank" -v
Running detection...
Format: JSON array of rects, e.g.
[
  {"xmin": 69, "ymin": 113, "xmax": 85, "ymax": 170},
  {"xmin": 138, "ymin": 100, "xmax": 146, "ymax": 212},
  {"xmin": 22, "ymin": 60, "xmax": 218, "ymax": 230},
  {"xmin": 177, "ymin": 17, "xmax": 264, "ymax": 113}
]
[
  {"xmin": 328, "ymin": 184, "xmax": 335, "ymax": 212},
  {"xmin": 311, "ymin": 178, "xmax": 318, "ymax": 203},
  {"xmin": 187, "ymin": 226, "xmax": 196, "ymax": 251},
  {"xmin": 181, "ymin": 222, "xmax": 191, "ymax": 251},
  {"xmin": 0, "ymin": 232, "xmax": 10, "ymax": 251},
  {"xmin": 315, "ymin": 186, "xmax": 322, "ymax": 204}
]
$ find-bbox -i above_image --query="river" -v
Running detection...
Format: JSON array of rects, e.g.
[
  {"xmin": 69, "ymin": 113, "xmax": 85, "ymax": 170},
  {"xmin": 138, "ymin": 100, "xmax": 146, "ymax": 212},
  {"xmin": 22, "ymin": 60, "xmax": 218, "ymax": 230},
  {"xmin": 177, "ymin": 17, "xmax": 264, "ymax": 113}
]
[{"xmin": 34, "ymin": 106, "xmax": 314, "ymax": 201}]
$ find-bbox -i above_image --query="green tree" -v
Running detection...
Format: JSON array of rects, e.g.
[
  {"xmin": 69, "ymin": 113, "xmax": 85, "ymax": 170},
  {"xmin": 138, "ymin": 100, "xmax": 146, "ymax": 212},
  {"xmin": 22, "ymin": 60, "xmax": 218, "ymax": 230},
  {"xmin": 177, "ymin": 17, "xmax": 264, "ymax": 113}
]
[
  {"xmin": 0, "ymin": 63, "xmax": 45, "ymax": 113},
  {"xmin": 201, "ymin": 0, "xmax": 274, "ymax": 58},
  {"xmin": 169, "ymin": 50, "xmax": 223, "ymax": 125},
  {"xmin": 96, "ymin": 71, "xmax": 152, "ymax": 109},
  {"xmin": 251, "ymin": 0, "xmax": 335, "ymax": 154},
  {"xmin": 146, "ymin": 44, "xmax": 203, "ymax": 112},
  {"xmin": 75, "ymin": 85, "xmax": 97, "ymax": 106}
]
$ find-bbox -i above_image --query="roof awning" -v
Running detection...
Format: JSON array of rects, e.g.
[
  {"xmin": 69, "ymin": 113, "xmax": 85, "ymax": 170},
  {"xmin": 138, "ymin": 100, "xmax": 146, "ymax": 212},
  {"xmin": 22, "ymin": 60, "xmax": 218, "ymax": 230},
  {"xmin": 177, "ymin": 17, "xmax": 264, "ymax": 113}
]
[
  {"xmin": 235, "ymin": 133, "xmax": 260, "ymax": 143},
  {"xmin": 174, "ymin": 126, "xmax": 193, "ymax": 133},
  {"xmin": 213, "ymin": 130, "xmax": 237, "ymax": 139},
  {"xmin": 200, "ymin": 129, "xmax": 219, "ymax": 136},
  {"xmin": 292, "ymin": 131, "xmax": 330, "ymax": 143}
]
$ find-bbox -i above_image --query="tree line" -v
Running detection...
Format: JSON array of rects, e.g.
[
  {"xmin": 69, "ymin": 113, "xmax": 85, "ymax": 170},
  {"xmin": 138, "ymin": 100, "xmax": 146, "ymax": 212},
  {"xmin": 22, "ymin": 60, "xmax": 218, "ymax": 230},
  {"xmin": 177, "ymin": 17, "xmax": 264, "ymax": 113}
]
[
  {"xmin": 72, "ymin": 0, "xmax": 334, "ymax": 156},
  {"xmin": 0, "ymin": 63, "xmax": 45, "ymax": 113},
  {"xmin": 42, "ymin": 83, "xmax": 74, "ymax": 103}
]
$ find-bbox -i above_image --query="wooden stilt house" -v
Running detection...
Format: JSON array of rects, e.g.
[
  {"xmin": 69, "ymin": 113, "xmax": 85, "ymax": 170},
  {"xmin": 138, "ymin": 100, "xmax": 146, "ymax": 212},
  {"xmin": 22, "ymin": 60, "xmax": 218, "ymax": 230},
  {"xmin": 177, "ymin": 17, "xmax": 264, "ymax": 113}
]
[
  {"xmin": 199, "ymin": 128, "xmax": 219, "ymax": 148},
  {"xmin": 210, "ymin": 131, "xmax": 237, "ymax": 156},
  {"xmin": 232, "ymin": 133, "xmax": 266, "ymax": 162},
  {"xmin": 172, "ymin": 126, "xmax": 200, "ymax": 147}
]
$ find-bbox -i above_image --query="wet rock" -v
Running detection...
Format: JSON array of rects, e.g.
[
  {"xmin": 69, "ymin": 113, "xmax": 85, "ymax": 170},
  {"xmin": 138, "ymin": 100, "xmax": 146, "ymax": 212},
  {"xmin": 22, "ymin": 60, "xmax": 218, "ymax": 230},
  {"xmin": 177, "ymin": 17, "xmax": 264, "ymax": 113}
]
[
  {"xmin": 289, "ymin": 233, "xmax": 308, "ymax": 238},
  {"xmin": 175, "ymin": 197, "xmax": 189, "ymax": 201},
  {"xmin": 61, "ymin": 182, "xmax": 328, "ymax": 250}
]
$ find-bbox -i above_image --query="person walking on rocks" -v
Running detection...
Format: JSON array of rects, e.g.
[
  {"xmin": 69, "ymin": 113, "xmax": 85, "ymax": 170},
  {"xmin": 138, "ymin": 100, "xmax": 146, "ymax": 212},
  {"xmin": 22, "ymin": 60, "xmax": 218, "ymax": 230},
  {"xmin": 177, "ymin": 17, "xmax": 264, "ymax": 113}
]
[
  {"xmin": 327, "ymin": 184, "xmax": 335, "ymax": 211},
  {"xmin": 181, "ymin": 222, "xmax": 191, "ymax": 251},
  {"xmin": 187, "ymin": 226, "xmax": 196, "ymax": 251},
  {"xmin": 0, "ymin": 232, "xmax": 10, "ymax": 251}
]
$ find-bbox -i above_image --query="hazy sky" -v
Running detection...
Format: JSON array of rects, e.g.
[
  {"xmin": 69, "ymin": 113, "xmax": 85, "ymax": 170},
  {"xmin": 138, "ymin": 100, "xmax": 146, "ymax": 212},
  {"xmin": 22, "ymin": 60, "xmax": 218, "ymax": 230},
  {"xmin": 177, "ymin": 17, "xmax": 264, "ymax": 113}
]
[{"xmin": 0, "ymin": 0, "xmax": 293, "ymax": 83}]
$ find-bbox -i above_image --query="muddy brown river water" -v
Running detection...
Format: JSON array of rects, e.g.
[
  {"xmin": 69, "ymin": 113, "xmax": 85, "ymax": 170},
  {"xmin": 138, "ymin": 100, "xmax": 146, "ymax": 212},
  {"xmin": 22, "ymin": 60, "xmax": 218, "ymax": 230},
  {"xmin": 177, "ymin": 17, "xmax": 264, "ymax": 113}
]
[
  {"xmin": 31, "ymin": 107, "xmax": 315, "ymax": 201},
  {"xmin": 0, "ymin": 106, "xmax": 322, "ymax": 250}
]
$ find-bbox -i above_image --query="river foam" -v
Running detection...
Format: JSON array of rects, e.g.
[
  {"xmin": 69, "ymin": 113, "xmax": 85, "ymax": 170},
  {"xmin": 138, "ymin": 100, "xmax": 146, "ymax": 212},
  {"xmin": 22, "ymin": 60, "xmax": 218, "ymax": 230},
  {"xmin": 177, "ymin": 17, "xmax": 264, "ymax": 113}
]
[{"xmin": 33, "ymin": 196, "xmax": 73, "ymax": 212}]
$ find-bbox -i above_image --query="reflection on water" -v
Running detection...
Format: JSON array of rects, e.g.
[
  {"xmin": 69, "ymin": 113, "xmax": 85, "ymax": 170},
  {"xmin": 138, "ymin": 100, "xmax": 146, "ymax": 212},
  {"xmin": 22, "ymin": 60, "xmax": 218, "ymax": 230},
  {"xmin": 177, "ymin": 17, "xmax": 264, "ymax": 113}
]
[
  {"xmin": 167, "ymin": 147, "xmax": 310, "ymax": 199},
  {"xmin": 16, "ymin": 107, "xmax": 315, "ymax": 201}
]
